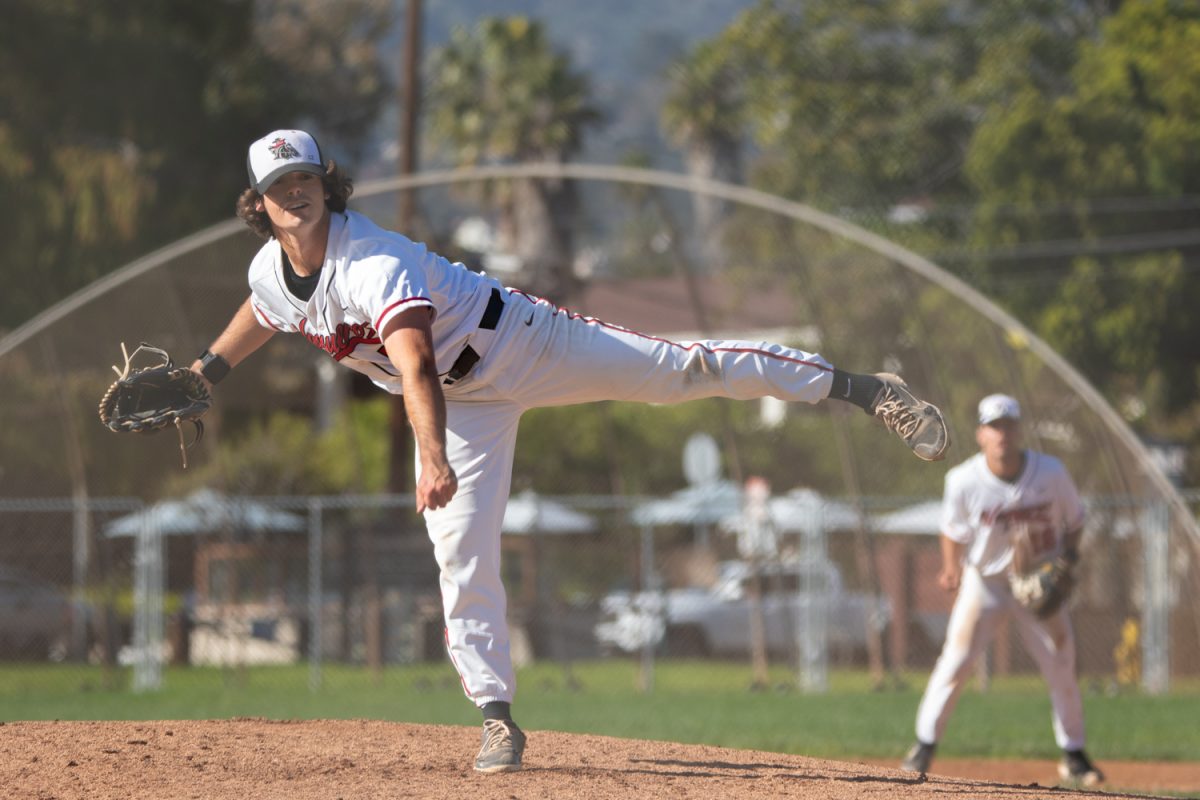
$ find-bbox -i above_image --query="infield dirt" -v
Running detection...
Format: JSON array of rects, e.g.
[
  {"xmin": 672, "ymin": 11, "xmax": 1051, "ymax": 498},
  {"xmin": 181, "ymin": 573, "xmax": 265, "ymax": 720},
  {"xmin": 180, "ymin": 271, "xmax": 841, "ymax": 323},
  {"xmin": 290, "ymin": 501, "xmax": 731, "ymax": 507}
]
[{"xmin": 2, "ymin": 719, "xmax": 1196, "ymax": 799}]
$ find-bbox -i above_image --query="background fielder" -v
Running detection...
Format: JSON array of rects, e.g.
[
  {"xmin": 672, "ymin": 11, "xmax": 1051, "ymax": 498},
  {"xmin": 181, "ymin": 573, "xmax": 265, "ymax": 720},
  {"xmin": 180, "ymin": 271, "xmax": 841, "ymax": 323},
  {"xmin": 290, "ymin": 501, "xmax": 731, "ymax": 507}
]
[
  {"xmin": 900, "ymin": 393, "xmax": 1103, "ymax": 787},
  {"xmin": 194, "ymin": 129, "xmax": 950, "ymax": 773}
]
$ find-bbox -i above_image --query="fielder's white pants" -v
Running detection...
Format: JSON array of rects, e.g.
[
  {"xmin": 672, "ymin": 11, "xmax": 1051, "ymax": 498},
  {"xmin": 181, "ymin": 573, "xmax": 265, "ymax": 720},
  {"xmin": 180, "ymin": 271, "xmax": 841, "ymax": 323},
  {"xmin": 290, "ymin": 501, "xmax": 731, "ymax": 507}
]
[
  {"xmin": 421, "ymin": 290, "xmax": 835, "ymax": 706},
  {"xmin": 914, "ymin": 566, "xmax": 1087, "ymax": 750}
]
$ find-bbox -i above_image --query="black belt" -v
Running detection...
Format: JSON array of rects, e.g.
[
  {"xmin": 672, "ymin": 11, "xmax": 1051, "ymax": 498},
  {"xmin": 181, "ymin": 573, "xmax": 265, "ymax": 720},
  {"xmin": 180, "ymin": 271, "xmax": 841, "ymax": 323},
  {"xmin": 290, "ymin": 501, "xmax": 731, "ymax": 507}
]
[
  {"xmin": 478, "ymin": 287, "xmax": 504, "ymax": 330},
  {"xmin": 444, "ymin": 288, "xmax": 504, "ymax": 385}
]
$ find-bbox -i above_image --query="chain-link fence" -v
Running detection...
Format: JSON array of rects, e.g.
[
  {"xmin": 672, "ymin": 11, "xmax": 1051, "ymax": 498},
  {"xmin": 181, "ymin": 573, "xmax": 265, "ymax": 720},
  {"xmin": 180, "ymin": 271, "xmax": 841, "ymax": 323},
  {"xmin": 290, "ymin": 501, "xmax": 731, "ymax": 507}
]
[
  {"xmin": 1, "ymin": 489, "xmax": 1194, "ymax": 696},
  {"xmin": 0, "ymin": 497, "xmax": 152, "ymax": 685}
]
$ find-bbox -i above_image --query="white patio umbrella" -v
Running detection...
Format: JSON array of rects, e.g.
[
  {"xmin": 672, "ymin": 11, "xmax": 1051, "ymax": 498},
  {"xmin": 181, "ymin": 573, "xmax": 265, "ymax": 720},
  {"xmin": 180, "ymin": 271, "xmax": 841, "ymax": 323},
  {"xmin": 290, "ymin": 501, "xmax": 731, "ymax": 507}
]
[
  {"xmin": 870, "ymin": 500, "xmax": 942, "ymax": 536},
  {"xmin": 501, "ymin": 490, "xmax": 596, "ymax": 535},
  {"xmin": 104, "ymin": 488, "xmax": 306, "ymax": 538},
  {"xmin": 630, "ymin": 480, "xmax": 743, "ymax": 526},
  {"xmin": 766, "ymin": 488, "xmax": 862, "ymax": 533}
]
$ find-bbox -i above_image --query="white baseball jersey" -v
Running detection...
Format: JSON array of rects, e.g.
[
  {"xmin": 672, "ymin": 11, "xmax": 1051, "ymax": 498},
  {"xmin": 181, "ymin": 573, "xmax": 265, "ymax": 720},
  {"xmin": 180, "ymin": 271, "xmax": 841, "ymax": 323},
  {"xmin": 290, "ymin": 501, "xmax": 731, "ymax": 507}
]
[
  {"xmin": 941, "ymin": 450, "xmax": 1085, "ymax": 577},
  {"xmin": 244, "ymin": 208, "xmax": 838, "ymax": 709},
  {"xmin": 914, "ymin": 449, "xmax": 1089, "ymax": 751},
  {"xmin": 248, "ymin": 210, "xmax": 504, "ymax": 392}
]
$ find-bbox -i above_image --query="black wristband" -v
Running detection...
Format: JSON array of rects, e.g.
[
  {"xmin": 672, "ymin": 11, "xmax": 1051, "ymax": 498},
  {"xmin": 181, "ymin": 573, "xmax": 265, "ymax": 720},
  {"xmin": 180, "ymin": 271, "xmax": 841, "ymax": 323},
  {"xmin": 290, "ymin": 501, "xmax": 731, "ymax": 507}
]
[{"xmin": 198, "ymin": 349, "xmax": 231, "ymax": 385}]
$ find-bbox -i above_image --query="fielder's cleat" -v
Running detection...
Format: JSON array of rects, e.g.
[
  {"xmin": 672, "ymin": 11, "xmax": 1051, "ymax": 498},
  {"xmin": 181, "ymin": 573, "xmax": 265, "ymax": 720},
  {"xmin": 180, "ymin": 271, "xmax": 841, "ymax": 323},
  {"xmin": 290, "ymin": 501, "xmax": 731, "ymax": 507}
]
[
  {"xmin": 871, "ymin": 373, "xmax": 949, "ymax": 462},
  {"xmin": 900, "ymin": 741, "xmax": 935, "ymax": 774},
  {"xmin": 1058, "ymin": 749, "xmax": 1104, "ymax": 787},
  {"xmin": 474, "ymin": 718, "xmax": 526, "ymax": 774}
]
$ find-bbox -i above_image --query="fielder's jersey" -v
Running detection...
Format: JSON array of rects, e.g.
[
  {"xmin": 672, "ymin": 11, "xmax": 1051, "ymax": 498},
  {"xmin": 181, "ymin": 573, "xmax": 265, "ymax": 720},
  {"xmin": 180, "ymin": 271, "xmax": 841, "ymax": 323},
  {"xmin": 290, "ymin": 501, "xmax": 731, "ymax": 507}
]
[
  {"xmin": 941, "ymin": 450, "xmax": 1085, "ymax": 577},
  {"xmin": 247, "ymin": 210, "xmax": 501, "ymax": 393}
]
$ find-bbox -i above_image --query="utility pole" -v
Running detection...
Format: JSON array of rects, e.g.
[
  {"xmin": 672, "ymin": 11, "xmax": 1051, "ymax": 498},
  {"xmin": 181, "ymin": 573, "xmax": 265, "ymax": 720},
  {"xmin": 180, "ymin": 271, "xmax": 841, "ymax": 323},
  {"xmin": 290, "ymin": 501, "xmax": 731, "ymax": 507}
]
[
  {"xmin": 397, "ymin": 0, "xmax": 423, "ymax": 234},
  {"xmin": 388, "ymin": 0, "xmax": 423, "ymax": 496},
  {"xmin": 370, "ymin": 0, "xmax": 425, "ymax": 681}
]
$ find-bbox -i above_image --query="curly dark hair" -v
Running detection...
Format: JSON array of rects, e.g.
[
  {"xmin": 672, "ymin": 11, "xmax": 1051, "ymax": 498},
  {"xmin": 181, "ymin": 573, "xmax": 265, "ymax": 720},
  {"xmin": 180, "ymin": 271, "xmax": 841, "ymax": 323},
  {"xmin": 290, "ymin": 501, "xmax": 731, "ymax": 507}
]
[{"xmin": 235, "ymin": 160, "xmax": 354, "ymax": 239}]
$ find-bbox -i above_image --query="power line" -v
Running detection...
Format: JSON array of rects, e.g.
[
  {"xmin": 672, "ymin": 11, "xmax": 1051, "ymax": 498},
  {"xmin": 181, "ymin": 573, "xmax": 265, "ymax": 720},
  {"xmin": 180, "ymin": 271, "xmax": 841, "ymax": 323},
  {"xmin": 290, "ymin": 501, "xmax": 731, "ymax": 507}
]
[
  {"xmin": 847, "ymin": 194, "xmax": 1200, "ymax": 222},
  {"xmin": 981, "ymin": 262, "xmax": 1200, "ymax": 289},
  {"xmin": 931, "ymin": 227, "xmax": 1200, "ymax": 263}
]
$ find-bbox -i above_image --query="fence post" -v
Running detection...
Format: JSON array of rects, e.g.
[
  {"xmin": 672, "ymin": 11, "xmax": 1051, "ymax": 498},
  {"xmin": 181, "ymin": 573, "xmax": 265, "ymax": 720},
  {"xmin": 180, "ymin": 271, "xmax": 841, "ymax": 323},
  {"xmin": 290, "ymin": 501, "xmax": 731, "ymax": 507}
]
[
  {"xmin": 638, "ymin": 522, "xmax": 657, "ymax": 693},
  {"xmin": 308, "ymin": 497, "xmax": 324, "ymax": 692},
  {"xmin": 70, "ymin": 492, "xmax": 90, "ymax": 661},
  {"xmin": 131, "ymin": 504, "xmax": 163, "ymax": 691},
  {"xmin": 1141, "ymin": 501, "xmax": 1170, "ymax": 695},
  {"xmin": 797, "ymin": 494, "xmax": 828, "ymax": 693}
]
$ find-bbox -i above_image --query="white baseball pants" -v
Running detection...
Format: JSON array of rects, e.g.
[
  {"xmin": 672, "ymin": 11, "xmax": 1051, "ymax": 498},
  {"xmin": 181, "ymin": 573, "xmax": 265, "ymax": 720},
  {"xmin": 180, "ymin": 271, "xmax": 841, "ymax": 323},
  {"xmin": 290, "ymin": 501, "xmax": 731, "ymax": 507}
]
[
  {"xmin": 421, "ymin": 290, "xmax": 835, "ymax": 706},
  {"xmin": 914, "ymin": 566, "xmax": 1087, "ymax": 750}
]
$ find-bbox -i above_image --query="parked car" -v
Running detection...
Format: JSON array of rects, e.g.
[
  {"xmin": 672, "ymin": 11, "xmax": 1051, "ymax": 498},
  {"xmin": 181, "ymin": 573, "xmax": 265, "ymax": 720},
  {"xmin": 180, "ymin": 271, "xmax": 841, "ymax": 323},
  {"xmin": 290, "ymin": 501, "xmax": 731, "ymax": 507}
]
[
  {"xmin": 595, "ymin": 558, "xmax": 890, "ymax": 659},
  {"xmin": 0, "ymin": 565, "xmax": 73, "ymax": 661}
]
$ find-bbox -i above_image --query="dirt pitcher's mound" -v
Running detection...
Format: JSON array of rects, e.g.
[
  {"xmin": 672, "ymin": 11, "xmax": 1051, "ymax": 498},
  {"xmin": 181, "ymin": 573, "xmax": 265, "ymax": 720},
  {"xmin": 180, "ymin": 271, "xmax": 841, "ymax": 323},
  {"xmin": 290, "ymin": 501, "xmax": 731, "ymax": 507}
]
[{"xmin": 0, "ymin": 719, "xmax": 1168, "ymax": 800}]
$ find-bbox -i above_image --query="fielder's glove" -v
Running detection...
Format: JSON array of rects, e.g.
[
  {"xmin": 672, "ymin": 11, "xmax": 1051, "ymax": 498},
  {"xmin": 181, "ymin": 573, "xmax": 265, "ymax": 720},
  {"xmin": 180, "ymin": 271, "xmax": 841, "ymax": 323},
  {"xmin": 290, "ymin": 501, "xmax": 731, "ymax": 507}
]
[
  {"xmin": 1009, "ymin": 552, "xmax": 1076, "ymax": 619},
  {"xmin": 98, "ymin": 342, "xmax": 211, "ymax": 468}
]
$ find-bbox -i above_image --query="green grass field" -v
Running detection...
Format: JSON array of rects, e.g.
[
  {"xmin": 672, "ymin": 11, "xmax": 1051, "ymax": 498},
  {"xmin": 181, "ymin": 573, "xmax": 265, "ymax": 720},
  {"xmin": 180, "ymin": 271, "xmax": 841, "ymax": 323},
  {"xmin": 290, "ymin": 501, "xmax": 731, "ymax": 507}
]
[{"xmin": 2, "ymin": 660, "xmax": 1198, "ymax": 763}]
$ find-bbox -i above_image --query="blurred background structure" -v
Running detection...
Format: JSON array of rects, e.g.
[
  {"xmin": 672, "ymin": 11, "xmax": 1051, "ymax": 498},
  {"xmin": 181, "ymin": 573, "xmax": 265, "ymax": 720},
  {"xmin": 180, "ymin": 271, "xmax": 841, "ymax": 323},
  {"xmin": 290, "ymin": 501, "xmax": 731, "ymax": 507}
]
[{"xmin": 1, "ymin": 1, "xmax": 1199, "ymax": 699}]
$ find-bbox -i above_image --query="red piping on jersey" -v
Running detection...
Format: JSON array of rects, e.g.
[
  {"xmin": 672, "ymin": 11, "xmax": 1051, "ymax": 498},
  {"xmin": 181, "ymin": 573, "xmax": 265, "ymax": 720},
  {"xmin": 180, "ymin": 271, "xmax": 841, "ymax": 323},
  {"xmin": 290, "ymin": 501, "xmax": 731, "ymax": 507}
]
[
  {"xmin": 252, "ymin": 303, "xmax": 284, "ymax": 331},
  {"xmin": 506, "ymin": 289, "xmax": 833, "ymax": 372},
  {"xmin": 374, "ymin": 296, "xmax": 433, "ymax": 332}
]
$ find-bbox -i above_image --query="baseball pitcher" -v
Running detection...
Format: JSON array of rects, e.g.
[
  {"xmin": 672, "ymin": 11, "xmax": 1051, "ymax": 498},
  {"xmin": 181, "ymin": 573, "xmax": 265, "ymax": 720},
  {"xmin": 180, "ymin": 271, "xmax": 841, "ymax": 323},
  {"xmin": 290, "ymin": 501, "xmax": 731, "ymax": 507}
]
[{"xmin": 189, "ymin": 129, "xmax": 950, "ymax": 773}]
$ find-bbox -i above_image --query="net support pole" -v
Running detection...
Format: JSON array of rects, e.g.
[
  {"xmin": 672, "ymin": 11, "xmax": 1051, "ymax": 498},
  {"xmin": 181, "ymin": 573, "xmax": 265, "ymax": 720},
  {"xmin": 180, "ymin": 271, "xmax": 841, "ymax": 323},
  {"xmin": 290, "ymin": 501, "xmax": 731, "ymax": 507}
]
[
  {"xmin": 1141, "ymin": 501, "xmax": 1171, "ymax": 694},
  {"xmin": 308, "ymin": 498, "xmax": 324, "ymax": 693}
]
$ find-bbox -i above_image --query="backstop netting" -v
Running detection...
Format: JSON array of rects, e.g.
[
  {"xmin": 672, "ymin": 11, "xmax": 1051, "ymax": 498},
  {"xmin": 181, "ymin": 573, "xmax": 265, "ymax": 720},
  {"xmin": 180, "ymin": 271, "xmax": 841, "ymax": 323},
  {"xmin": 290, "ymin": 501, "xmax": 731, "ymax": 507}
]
[{"xmin": 0, "ymin": 166, "xmax": 1195, "ymax": 694}]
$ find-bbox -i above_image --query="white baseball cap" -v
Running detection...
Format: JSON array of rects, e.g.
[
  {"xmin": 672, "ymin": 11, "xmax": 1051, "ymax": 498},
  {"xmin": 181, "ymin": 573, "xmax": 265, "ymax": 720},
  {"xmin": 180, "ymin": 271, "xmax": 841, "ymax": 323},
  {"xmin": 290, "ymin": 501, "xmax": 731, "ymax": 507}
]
[
  {"xmin": 246, "ymin": 129, "xmax": 325, "ymax": 193},
  {"xmin": 978, "ymin": 393, "xmax": 1021, "ymax": 425}
]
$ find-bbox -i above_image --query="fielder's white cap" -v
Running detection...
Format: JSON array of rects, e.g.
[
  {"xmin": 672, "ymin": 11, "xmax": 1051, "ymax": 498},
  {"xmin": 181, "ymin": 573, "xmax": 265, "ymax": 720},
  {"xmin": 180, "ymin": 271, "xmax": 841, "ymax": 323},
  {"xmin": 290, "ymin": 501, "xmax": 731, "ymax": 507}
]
[
  {"xmin": 978, "ymin": 393, "xmax": 1021, "ymax": 425},
  {"xmin": 246, "ymin": 129, "xmax": 325, "ymax": 193}
]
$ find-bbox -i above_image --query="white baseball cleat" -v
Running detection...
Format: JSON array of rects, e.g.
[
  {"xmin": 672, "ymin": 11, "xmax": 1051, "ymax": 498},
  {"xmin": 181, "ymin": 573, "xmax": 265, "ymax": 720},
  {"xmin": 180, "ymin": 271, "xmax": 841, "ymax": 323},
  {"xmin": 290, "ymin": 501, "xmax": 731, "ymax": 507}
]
[{"xmin": 871, "ymin": 373, "xmax": 950, "ymax": 462}]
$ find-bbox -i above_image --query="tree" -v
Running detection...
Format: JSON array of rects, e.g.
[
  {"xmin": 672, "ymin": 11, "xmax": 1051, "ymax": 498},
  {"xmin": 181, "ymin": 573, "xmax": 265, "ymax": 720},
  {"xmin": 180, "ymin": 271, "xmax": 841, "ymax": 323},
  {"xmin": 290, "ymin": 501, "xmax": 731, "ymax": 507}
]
[
  {"xmin": 966, "ymin": 0, "xmax": 1200, "ymax": 418},
  {"xmin": 165, "ymin": 402, "xmax": 391, "ymax": 497},
  {"xmin": 661, "ymin": 41, "xmax": 745, "ymax": 268},
  {"xmin": 252, "ymin": 0, "xmax": 391, "ymax": 153},
  {"xmin": 711, "ymin": 0, "xmax": 982, "ymax": 212},
  {"xmin": 681, "ymin": 1, "xmax": 1200, "ymax": 443},
  {"xmin": 426, "ymin": 17, "xmax": 600, "ymax": 303},
  {"xmin": 0, "ymin": 0, "xmax": 390, "ymax": 329}
]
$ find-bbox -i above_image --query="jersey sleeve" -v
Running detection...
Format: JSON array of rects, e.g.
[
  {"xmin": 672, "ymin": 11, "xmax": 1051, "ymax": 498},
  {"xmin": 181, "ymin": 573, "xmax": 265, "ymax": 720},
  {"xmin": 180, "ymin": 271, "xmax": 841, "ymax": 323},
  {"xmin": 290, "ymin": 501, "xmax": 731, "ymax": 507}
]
[
  {"xmin": 347, "ymin": 250, "xmax": 436, "ymax": 336},
  {"xmin": 1055, "ymin": 461, "xmax": 1086, "ymax": 533},
  {"xmin": 940, "ymin": 468, "xmax": 974, "ymax": 543}
]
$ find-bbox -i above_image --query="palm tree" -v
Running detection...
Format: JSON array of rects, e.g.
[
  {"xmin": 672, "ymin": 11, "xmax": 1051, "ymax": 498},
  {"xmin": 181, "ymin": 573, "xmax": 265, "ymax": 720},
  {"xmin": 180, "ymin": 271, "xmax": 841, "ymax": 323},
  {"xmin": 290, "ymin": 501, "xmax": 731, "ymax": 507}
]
[
  {"xmin": 661, "ymin": 42, "xmax": 745, "ymax": 269},
  {"xmin": 427, "ymin": 17, "xmax": 599, "ymax": 303}
]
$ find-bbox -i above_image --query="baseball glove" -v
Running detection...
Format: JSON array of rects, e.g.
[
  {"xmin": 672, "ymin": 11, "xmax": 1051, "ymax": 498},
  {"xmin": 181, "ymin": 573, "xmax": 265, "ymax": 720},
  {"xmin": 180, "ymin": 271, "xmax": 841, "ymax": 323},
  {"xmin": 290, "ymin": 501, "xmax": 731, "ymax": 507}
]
[
  {"xmin": 98, "ymin": 342, "xmax": 211, "ymax": 468},
  {"xmin": 1009, "ymin": 556, "xmax": 1075, "ymax": 618}
]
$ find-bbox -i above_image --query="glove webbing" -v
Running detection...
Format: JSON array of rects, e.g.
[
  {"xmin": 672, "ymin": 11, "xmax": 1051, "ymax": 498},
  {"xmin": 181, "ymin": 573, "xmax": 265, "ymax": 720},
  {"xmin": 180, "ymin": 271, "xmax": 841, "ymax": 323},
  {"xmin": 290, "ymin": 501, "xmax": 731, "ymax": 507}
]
[{"xmin": 109, "ymin": 342, "xmax": 205, "ymax": 468}]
